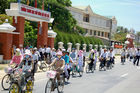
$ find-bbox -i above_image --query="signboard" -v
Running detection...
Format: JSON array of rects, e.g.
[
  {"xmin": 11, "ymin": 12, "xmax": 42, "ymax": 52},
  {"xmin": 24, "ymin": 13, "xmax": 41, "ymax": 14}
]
[
  {"xmin": 114, "ymin": 44, "xmax": 123, "ymax": 48},
  {"xmin": 19, "ymin": 4, "xmax": 51, "ymax": 21}
]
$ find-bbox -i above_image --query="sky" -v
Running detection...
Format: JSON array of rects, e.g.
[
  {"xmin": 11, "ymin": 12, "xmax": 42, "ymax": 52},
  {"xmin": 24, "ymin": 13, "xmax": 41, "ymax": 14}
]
[{"xmin": 71, "ymin": 0, "xmax": 140, "ymax": 32}]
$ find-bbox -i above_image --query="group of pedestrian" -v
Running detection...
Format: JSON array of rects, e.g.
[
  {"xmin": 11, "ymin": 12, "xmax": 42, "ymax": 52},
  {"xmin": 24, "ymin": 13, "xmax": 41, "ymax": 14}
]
[{"xmin": 121, "ymin": 48, "xmax": 140, "ymax": 66}]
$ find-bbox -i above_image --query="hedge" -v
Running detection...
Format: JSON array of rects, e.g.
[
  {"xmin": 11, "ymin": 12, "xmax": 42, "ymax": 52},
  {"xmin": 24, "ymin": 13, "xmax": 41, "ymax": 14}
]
[{"xmin": 54, "ymin": 29, "xmax": 103, "ymax": 51}]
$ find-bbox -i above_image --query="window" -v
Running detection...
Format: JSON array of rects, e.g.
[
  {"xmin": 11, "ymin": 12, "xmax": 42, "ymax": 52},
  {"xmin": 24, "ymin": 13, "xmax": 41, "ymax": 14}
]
[
  {"xmin": 85, "ymin": 29, "xmax": 88, "ymax": 33},
  {"xmin": 90, "ymin": 30, "xmax": 92, "ymax": 35},
  {"xmin": 83, "ymin": 14, "xmax": 89, "ymax": 22},
  {"xmin": 94, "ymin": 31, "xmax": 96, "ymax": 35},
  {"xmin": 102, "ymin": 32, "xmax": 104, "ymax": 37},
  {"xmin": 98, "ymin": 31, "xmax": 100, "ymax": 36}
]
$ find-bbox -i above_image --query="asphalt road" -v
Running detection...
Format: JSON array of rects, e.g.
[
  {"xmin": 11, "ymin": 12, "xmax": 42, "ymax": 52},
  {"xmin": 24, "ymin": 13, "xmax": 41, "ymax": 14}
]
[{"xmin": 1, "ymin": 58, "xmax": 140, "ymax": 93}]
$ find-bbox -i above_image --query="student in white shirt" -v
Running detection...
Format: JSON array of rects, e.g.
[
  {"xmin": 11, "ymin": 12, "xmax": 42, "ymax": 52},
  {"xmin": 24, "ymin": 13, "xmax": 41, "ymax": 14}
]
[{"xmin": 133, "ymin": 48, "xmax": 140, "ymax": 66}]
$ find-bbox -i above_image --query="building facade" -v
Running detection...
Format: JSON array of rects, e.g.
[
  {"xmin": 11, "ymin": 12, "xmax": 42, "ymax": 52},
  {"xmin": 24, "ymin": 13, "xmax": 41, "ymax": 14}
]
[{"xmin": 67, "ymin": 5, "xmax": 117, "ymax": 40}]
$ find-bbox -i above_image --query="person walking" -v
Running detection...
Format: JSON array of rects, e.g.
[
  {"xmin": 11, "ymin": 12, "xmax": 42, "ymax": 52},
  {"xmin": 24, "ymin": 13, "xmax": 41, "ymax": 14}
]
[{"xmin": 133, "ymin": 48, "xmax": 140, "ymax": 66}]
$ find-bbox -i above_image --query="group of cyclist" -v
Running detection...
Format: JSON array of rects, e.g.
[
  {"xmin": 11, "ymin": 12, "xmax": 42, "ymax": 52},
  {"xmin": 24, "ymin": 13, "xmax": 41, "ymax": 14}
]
[{"xmin": 3, "ymin": 45, "xmax": 122, "ymax": 92}]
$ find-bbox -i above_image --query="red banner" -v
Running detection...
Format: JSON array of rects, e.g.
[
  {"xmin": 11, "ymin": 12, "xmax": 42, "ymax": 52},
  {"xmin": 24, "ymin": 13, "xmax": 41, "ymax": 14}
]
[{"xmin": 114, "ymin": 44, "xmax": 123, "ymax": 48}]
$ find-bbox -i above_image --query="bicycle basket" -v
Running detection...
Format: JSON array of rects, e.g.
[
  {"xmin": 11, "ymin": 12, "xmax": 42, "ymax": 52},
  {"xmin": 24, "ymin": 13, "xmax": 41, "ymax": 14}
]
[
  {"xmin": 46, "ymin": 71, "xmax": 56, "ymax": 79},
  {"xmin": 4, "ymin": 67, "xmax": 13, "ymax": 74}
]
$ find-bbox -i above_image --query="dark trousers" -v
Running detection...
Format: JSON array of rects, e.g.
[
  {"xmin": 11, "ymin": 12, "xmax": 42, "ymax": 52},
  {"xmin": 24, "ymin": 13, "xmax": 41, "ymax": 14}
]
[
  {"xmin": 44, "ymin": 53, "xmax": 51, "ymax": 59},
  {"xmin": 83, "ymin": 56, "xmax": 85, "ymax": 67},
  {"xmin": 134, "ymin": 56, "xmax": 140, "ymax": 66},
  {"xmin": 40, "ymin": 52, "xmax": 43, "ymax": 60},
  {"xmin": 32, "ymin": 61, "xmax": 38, "ymax": 76},
  {"xmin": 89, "ymin": 59, "xmax": 94, "ymax": 70},
  {"xmin": 100, "ymin": 58, "xmax": 106, "ymax": 68}
]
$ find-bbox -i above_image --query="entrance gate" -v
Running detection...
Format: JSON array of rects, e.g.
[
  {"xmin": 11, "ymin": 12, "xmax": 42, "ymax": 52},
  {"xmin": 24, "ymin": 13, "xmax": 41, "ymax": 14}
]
[{"xmin": 0, "ymin": 3, "xmax": 54, "ymax": 62}]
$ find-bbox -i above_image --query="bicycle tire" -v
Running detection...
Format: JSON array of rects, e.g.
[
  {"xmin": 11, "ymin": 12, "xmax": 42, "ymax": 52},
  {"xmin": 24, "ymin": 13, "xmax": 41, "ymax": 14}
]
[
  {"xmin": 1, "ymin": 74, "xmax": 11, "ymax": 90},
  {"xmin": 9, "ymin": 83, "xmax": 19, "ymax": 93},
  {"xmin": 45, "ymin": 79, "xmax": 53, "ymax": 93},
  {"xmin": 57, "ymin": 76, "xmax": 64, "ymax": 93}
]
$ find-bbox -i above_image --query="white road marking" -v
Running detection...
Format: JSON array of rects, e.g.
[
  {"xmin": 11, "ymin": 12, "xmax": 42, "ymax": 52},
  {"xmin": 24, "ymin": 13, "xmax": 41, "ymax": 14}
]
[{"xmin": 120, "ymin": 73, "xmax": 128, "ymax": 78}]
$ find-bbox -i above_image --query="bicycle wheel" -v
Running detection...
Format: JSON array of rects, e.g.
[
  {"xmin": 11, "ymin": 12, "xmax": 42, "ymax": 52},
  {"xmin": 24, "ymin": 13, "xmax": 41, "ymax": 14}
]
[
  {"xmin": 72, "ymin": 66, "xmax": 77, "ymax": 77},
  {"xmin": 45, "ymin": 80, "xmax": 53, "ymax": 93},
  {"xmin": 85, "ymin": 64, "xmax": 89, "ymax": 73},
  {"xmin": 1, "ymin": 74, "xmax": 11, "ymax": 90},
  {"xmin": 26, "ymin": 80, "xmax": 33, "ymax": 93},
  {"xmin": 57, "ymin": 76, "xmax": 64, "ymax": 93},
  {"xmin": 41, "ymin": 63, "xmax": 47, "ymax": 72},
  {"xmin": 9, "ymin": 83, "xmax": 19, "ymax": 93}
]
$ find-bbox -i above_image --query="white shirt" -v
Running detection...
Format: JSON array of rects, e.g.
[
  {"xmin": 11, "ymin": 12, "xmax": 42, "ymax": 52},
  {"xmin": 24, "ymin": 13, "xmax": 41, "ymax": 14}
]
[
  {"xmin": 42, "ymin": 48, "xmax": 45, "ymax": 54},
  {"xmin": 100, "ymin": 52, "xmax": 107, "ymax": 58},
  {"xmin": 51, "ymin": 51, "xmax": 56, "ymax": 57},
  {"xmin": 121, "ymin": 51, "xmax": 126, "ymax": 57},
  {"xmin": 39, "ymin": 48, "xmax": 43, "ymax": 52},
  {"xmin": 83, "ymin": 51, "xmax": 86, "ymax": 57},
  {"xmin": 108, "ymin": 52, "xmax": 114, "ymax": 58},
  {"xmin": 35, "ymin": 51, "xmax": 40, "ymax": 57},
  {"xmin": 32, "ymin": 54, "xmax": 38, "ymax": 61},
  {"xmin": 136, "ymin": 51, "xmax": 140, "ymax": 56},
  {"xmin": 45, "ymin": 47, "xmax": 51, "ymax": 53}
]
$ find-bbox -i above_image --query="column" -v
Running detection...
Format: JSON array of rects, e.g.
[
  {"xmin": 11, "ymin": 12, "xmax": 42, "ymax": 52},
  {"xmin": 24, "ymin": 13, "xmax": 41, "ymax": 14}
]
[
  {"xmin": 75, "ymin": 43, "xmax": 80, "ymax": 51},
  {"xmin": 13, "ymin": 16, "xmax": 25, "ymax": 48},
  {"xmin": 37, "ymin": 22, "xmax": 48, "ymax": 48},
  {"xmin": 67, "ymin": 42, "xmax": 72, "ymax": 52},
  {"xmin": 83, "ymin": 44, "xmax": 87, "ymax": 51},
  {"xmin": 0, "ymin": 33, "xmax": 13, "ymax": 63},
  {"xmin": 58, "ymin": 42, "xmax": 64, "ymax": 49},
  {"xmin": 89, "ymin": 44, "xmax": 93, "ymax": 50}
]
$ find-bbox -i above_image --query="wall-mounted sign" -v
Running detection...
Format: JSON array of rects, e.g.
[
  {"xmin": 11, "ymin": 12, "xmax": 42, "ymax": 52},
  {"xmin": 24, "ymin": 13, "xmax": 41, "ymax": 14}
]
[
  {"xmin": 114, "ymin": 44, "xmax": 123, "ymax": 48},
  {"xmin": 19, "ymin": 4, "xmax": 51, "ymax": 20}
]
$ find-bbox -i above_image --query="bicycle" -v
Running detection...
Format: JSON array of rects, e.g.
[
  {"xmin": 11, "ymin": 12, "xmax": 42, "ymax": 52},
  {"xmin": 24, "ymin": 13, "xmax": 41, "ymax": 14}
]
[
  {"xmin": 9, "ymin": 68, "xmax": 34, "ymax": 93},
  {"xmin": 1, "ymin": 64, "xmax": 16, "ymax": 90},
  {"xmin": 85, "ymin": 61, "xmax": 94, "ymax": 73},
  {"xmin": 45, "ymin": 67, "xmax": 65, "ymax": 93},
  {"xmin": 37, "ymin": 60, "xmax": 48, "ymax": 72},
  {"xmin": 72, "ymin": 62, "xmax": 83, "ymax": 77},
  {"xmin": 99, "ymin": 58, "xmax": 106, "ymax": 71}
]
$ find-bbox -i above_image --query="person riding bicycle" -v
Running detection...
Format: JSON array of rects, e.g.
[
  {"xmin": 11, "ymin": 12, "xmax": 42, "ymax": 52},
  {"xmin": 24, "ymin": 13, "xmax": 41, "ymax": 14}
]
[
  {"xmin": 18, "ymin": 49, "xmax": 33, "ymax": 90},
  {"xmin": 70, "ymin": 48, "xmax": 77, "ymax": 68},
  {"xmin": 107, "ymin": 49, "xmax": 115, "ymax": 67},
  {"xmin": 49, "ymin": 51, "xmax": 65, "ymax": 84},
  {"xmin": 88, "ymin": 49, "xmax": 95, "ymax": 71},
  {"xmin": 10, "ymin": 48, "xmax": 23, "ymax": 68},
  {"xmin": 99, "ymin": 49, "xmax": 107, "ymax": 69}
]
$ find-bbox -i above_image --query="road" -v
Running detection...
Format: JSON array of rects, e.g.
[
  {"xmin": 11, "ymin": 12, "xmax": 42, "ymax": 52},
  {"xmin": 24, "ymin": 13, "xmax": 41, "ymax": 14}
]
[{"xmin": 1, "ymin": 58, "xmax": 140, "ymax": 93}]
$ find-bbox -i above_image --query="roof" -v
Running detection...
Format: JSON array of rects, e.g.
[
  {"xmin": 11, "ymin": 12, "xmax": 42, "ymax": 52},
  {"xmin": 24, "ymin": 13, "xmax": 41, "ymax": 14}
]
[{"xmin": 73, "ymin": 6, "xmax": 88, "ymax": 10}]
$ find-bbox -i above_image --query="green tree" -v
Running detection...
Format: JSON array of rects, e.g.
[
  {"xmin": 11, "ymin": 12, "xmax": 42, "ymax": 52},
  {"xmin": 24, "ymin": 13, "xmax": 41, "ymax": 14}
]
[{"xmin": 24, "ymin": 21, "xmax": 37, "ymax": 47}]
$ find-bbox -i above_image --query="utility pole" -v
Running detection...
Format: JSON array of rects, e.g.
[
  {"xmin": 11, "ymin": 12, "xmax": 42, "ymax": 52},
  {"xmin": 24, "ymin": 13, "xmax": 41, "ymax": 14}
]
[{"xmin": 109, "ymin": 19, "xmax": 112, "ymax": 48}]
